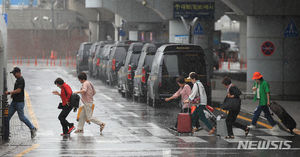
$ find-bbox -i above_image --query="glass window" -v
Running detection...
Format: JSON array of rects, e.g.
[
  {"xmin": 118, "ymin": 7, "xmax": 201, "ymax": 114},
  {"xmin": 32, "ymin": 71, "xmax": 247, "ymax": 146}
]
[
  {"xmin": 130, "ymin": 53, "xmax": 141, "ymax": 67},
  {"xmin": 162, "ymin": 52, "xmax": 206, "ymax": 77},
  {"xmin": 144, "ymin": 54, "xmax": 155, "ymax": 71},
  {"xmin": 114, "ymin": 47, "xmax": 127, "ymax": 62}
]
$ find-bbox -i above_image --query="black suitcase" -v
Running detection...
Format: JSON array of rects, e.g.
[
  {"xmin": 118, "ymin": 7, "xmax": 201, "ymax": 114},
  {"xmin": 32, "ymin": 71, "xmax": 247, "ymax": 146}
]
[{"xmin": 270, "ymin": 102, "xmax": 296, "ymax": 134}]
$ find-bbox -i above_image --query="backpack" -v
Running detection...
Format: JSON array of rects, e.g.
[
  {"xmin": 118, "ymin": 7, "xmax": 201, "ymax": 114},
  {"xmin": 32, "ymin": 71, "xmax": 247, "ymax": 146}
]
[
  {"xmin": 63, "ymin": 87, "xmax": 80, "ymax": 112},
  {"xmin": 70, "ymin": 93, "xmax": 80, "ymax": 112}
]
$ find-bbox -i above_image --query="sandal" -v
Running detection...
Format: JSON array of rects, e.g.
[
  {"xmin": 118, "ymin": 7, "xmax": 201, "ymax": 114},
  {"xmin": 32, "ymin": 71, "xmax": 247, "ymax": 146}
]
[
  {"xmin": 74, "ymin": 129, "xmax": 83, "ymax": 133},
  {"xmin": 100, "ymin": 123, "xmax": 106, "ymax": 133},
  {"xmin": 225, "ymin": 135, "xmax": 235, "ymax": 139},
  {"xmin": 208, "ymin": 127, "xmax": 215, "ymax": 135},
  {"xmin": 245, "ymin": 126, "xmax": 250, "ymax": 137}
]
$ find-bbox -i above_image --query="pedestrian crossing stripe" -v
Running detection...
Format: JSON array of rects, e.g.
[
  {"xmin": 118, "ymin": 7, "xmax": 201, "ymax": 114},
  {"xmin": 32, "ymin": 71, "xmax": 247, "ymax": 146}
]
[{"xmin": 284, "ymin": 20, "xmax": 299, "ymax": 38}]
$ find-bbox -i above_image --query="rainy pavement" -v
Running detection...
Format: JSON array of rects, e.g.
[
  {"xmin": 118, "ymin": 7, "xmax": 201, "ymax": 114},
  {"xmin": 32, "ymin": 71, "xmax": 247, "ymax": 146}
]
[{"xmin": 1, "ymin": 64, "xmax": 300, "ymax": 157}]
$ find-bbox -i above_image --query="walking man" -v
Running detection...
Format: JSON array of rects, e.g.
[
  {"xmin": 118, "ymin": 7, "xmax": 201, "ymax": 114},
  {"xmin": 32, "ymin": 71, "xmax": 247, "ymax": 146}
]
[
  {"xmin": 249, "ymin": 72, "xmax": 279, "ymax": 130},
  {"xmin": 74, "ymin": 72, "xmax": 105, "ymax": 134},
  {"xmin": 5, "ymin": 67, "xmax": 37, "ymax": 138},
  {"xmin": 52, "ymin": 78, "xmax": 75, "ymax": 136}
]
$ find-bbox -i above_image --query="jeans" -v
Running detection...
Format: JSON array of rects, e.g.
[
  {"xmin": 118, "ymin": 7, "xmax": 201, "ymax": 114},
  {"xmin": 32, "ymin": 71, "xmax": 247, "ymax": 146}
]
[
  {"xmin": 192, "ymin": 105, "xmax": 213, "ymax": 130},
  {"xmin": 8, "ymin": 101, "xmax": 34, "ymax": 130},
  {"xmin": 58, "ymin": 106, "xmax": 73, "ymax": 134},
  {"xmin": 252, "ymin": 105, "xmax": 276, "ymax": 126},
  {"xmin": 226, "ymin": 108, "xmax": 247, "ymax": 136}
]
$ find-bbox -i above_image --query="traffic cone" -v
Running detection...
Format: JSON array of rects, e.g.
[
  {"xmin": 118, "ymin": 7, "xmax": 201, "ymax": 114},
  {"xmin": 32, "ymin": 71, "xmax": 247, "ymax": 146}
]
[
  {"xmin": 50, "ymin": 50, "xmax": 54, "ymax": 60},
  {"xmin": 35, "ymin": 56, "xmax": 37, "ymax": 66}
]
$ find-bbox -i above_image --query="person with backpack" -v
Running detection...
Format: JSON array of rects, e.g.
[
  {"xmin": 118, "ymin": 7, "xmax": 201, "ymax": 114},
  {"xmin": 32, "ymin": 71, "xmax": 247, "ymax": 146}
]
[
  {"xmin": 52, "ymin": 78, "xmax": 75, "ymax": 136},
  {"xmin": 221, "ymin": 77, "xmax": 250, "ymax": 139},
  {"xmin": 184, "ymin": 72, "xmax": 215, "ymax": 134},
  {"xmin": 74, "ymin": 72, "xmax": 105, "ymax": 134}
]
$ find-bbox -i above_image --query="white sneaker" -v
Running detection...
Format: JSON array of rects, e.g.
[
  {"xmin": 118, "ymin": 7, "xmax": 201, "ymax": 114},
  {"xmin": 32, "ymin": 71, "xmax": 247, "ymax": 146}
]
[
  {"xmin": 270, "ymin": 125, "xmax": 280, "ymax": 131},
  {"xmin": 248, "ymin": 125, "xmax": 256, "ymax": 129}
]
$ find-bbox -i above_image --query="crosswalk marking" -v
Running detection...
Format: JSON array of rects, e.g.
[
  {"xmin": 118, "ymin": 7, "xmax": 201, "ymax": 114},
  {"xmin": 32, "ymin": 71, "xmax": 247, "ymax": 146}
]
[
  {"xmin": 257, "ymin": 129, "xmax": 294, "ymax": 136},
  {"xmin": 178, "ymin": 136, "xmax": 207, "ymax": 143},
  {"xmin": 257, "ymin": 136, "xmax": 291, "ymax": 141}
]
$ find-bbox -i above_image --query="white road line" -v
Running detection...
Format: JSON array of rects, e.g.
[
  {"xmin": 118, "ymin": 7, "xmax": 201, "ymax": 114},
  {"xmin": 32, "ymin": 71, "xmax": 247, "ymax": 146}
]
[
  {"xmin": 100, "ymin": 93, "xmax": 113, "ymax": 100},
  {"xmin": 148, "ymin": 123, "xmax": 160, "ymax": 128},
  {"xmin": 178, "ymin": 136, "xmax": 208, "ymax": 143},
  {"xmin": 129, "ymin": 112, "xmax": 139, "ymax": 118},
  {"xmin": 115, "ymin": 103, "xmax": 125, "ymax": 108}
]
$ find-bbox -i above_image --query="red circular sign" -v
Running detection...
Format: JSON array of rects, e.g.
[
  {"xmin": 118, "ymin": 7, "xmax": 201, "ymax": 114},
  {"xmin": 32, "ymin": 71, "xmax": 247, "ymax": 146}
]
[{"xmin": 261, "ymin": 41, "xmax": 275, "ymax": 56}]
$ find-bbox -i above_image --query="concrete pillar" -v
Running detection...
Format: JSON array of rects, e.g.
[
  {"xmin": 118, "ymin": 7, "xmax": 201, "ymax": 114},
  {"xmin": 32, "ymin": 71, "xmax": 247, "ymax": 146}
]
[
  {"xmin": 89, "ymin": 22, "xmax": 98, "ymax": 42},
  {"xmin": 115, "ymin": 14, "xmax": 121, "ymax": 41},
  {"xmin": 239, "ymin": 19, "xmax": 247, "ymax": 61},
  {"xmin": 247, "ymin": 16, "xmax": 300, "ymax": 99}
]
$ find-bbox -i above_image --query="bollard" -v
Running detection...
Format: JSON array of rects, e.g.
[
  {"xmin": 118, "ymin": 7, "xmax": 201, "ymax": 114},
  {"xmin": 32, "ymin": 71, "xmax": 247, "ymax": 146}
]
[
  {"xmin": 73, "ymin": 56, "xmax": 76, "ymax": 67},
  {"xmin": 66, "ymin": 56, "xmax": 69, "ymax": 67},
  {"xmin": 35, "ymin": 56, "xmax": 37, "ymax": 66},
  {"xmin": 59, "ymin": 56, "xmax": 62, "ymax": 67},
  {"xmin": 20, "ymin": 56, "xmax": 22, "ymax": 65},
  {"xmin": 13, "ymin": 56, "xmax": 15, "ymax": 65},
  {"xmin": 27, "ymin": 56, "xmax": 30, "ymax": 66}
]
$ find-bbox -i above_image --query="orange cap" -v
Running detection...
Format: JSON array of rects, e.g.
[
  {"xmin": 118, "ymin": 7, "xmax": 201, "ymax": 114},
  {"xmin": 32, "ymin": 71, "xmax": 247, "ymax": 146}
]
[{"xmin": 252, "ymin": 72, "xmax": 263, "ymax": 80}]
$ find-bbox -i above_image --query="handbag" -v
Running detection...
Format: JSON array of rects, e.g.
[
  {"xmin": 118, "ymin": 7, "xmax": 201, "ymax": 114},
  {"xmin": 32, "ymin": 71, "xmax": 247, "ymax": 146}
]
[{"xmin": 58, "ymin": 102, "xmax": 63, "ymax": 109}]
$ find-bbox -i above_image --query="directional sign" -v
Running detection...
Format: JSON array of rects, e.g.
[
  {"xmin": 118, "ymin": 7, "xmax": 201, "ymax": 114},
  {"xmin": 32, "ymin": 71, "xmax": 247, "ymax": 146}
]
[
  {"xmin": 261, "ymin": 41, "xmax": 275, "ymax": 56},
  {"xmin": 284, "ymin": 20, "xmax": 299, "ymax": 38},
  {"xmin": 119, "ymin": 29, "xmax": 126, "ymax": 37},
  {"xmin": 194, "ymin": 23, "xmax": 204, "ymax": 35}
]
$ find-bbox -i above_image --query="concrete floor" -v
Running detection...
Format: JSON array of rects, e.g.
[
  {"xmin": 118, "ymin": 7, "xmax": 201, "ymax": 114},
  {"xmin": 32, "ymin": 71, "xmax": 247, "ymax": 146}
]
[{"xmin": 1, "ymin": 62, "xmax": 300, "ymax": 156}]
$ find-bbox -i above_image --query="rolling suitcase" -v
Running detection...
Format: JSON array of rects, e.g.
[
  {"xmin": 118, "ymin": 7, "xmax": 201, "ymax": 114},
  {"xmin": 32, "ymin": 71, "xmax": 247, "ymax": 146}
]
[
  {"xmin": 177, "ymin": 112, "xmax": 192, "ymax": 133},
  {"xmin": 270, "ymin": 102, "xmax": 296, "ymax": 134},
  {"xmin": 177, "ymin": 106, "xmax": 192, "ymax": 133}
]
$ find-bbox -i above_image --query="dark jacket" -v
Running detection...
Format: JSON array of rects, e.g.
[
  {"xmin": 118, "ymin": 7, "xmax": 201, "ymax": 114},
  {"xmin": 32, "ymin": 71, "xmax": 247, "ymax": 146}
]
[{"xmin": 222, "ymin": 85, "xmax": 242, "ymax": 111}]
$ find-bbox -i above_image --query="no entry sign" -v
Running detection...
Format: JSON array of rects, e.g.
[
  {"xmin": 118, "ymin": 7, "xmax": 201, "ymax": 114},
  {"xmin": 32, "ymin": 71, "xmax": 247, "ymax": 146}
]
[{"xmin": 261, "ymin": 41, "xmax": 275, "ymax": 56}]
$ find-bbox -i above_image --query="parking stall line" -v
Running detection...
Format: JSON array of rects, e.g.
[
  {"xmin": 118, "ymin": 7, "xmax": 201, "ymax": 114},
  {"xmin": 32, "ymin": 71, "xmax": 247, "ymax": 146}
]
[
  {"xmin": 129, "ymin": 112, "xmax": 140, "ymax": 118},
  {"xmin": 115, "ymin": 103, "xmax": 125, "ymax": 108},
  {"xmin": 25, "ymin": 91, "xmax": 39, "ymax": 129},
  {"xmin": 100, "ymin": 93, "xmax": 113, "ymax": 100}
]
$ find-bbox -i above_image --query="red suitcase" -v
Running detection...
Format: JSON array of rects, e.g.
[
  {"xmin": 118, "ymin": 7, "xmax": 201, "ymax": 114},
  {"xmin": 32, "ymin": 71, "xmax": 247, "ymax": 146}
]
[{"xmin": 177, "ymin": 113, "xmax": 192, "ymax": 133}]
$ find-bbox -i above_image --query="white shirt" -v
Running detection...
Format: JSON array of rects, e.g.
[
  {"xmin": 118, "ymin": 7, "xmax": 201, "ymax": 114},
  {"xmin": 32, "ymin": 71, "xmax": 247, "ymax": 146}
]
[{"xmin": 188, "ymin": 81, "xmax": 207, "ymax": 105}]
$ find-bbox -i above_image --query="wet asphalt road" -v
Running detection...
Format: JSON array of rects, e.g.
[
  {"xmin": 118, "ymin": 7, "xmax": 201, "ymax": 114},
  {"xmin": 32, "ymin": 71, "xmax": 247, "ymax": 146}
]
[{"xmin": 2, "ymin": 64, "xmax": 300, "ymax": 157}]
